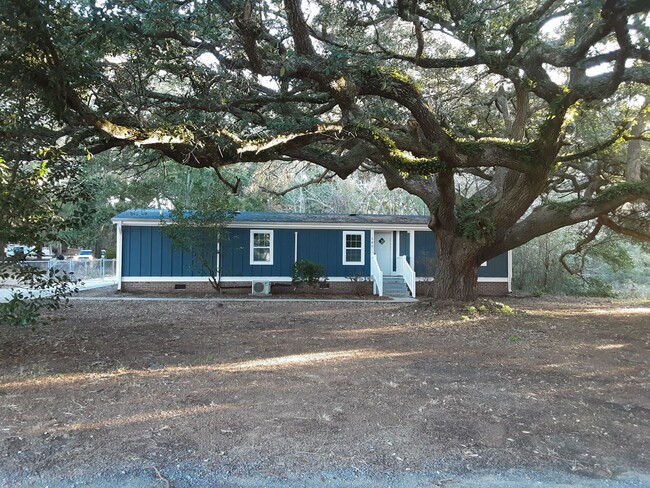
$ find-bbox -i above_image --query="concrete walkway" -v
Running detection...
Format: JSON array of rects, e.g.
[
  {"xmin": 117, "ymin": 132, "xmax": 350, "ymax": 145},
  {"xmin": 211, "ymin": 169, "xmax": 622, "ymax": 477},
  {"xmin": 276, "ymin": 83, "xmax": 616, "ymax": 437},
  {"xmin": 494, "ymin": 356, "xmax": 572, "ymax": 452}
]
[{"xmin": 0, "ymin": 279, "xmax": 116, "ymax": 302}]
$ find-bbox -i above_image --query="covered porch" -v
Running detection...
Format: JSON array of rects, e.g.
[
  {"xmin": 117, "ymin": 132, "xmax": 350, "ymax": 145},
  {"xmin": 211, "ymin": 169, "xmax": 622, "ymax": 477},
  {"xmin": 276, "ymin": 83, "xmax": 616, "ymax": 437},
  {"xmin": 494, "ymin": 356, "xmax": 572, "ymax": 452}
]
[{"xmin": 370, "ymin": 229, "xmax": 416, "ymax": 299}]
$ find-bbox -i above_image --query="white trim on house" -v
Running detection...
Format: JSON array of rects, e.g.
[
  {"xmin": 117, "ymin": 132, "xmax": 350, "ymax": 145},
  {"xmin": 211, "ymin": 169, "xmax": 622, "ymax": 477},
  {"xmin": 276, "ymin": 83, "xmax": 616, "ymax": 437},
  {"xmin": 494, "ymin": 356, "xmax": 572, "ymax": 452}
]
[
  {"xmin": 415, "ymin": 277, "xmax": 509, "ymax": 282},
  {"xmin": 121, "ymin": 276, "xmax": 356, "ymax": 283},
  {"xmin": 250, "ymin": 229, "xmax": 274, "ymax": 265},
  {"xmin": 508, "ymin": 250, "xmax": 513, "ymax": 292},
  {"xmin": 112, "ymin": 218, "xmax": 431, "ymax": 232},
  {"xmin": 122, "ymin": 277, "xmax": 215, "ymax": 282},
  {"xmin": 390, "ymin": 231, "xmax": 395, "ymax": 273},
  {"xmin": 342, "ymin": 231, "xmax": 365, "ymax": 266},
  {"xmin": 116, "ymin": 221, "xmax": 123, "ymax": 291},
  {"xmin": 122, "ymin": 276, "xmax": 510, "ymax": 284},
  {"xmin": 294, "ymin": 232, "xmax": 298, "ymax": 263},
  {"xmin": 216, "ymin": 240, "xmax": 221, "ymax": 276}
]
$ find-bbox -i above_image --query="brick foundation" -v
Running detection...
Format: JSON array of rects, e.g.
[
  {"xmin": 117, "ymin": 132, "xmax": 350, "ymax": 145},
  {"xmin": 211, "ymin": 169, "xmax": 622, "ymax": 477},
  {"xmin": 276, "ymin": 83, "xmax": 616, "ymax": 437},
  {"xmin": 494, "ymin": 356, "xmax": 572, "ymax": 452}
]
[
  {"xmin": 415, "ymin": 280, "xmax": 509, "ymax": 297},
  {"xmin": 476, "ymin": 281, "xmax": 510, "ymax": 296},
  {"xmin": 121, "ymin": 280, "xmax": 374, "ymax": 296},
  {"xmin": 121, "ymin": 279, "xmax": 508, "ymax": 297}
]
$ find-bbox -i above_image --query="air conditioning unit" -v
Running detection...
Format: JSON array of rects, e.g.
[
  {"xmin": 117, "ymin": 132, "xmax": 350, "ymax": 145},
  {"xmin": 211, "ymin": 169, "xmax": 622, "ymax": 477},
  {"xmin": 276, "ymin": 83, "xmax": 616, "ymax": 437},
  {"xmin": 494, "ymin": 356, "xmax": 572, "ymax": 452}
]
[{"xmin": 251, "ymin": 280, "xmax": 271, "ymax": 295}]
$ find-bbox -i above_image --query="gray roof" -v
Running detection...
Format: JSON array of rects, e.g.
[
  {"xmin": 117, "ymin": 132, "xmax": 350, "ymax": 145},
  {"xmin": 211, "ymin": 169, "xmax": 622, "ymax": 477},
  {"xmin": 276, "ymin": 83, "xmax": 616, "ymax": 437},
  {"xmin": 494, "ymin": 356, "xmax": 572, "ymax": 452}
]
[{"xmin": 113, "ymin": 209, "xmax": 429, "ymax": 225}]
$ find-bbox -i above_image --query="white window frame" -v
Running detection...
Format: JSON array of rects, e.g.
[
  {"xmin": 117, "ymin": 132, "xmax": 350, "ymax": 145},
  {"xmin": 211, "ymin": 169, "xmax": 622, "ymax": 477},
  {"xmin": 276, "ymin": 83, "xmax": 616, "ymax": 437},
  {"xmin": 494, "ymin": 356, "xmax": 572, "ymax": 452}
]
[
  {"xmin": 250, "ymin": 230, "xmax": 274, "ymax": 265},
  {"xmin": 343, "ymin": 231, "xmax": 365, "ymax": 265}
]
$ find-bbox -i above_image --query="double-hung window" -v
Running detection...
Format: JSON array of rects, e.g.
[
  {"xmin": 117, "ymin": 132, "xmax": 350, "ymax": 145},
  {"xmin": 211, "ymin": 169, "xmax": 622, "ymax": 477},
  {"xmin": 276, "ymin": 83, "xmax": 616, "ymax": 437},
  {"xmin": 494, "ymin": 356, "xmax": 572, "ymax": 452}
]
[
  {"xmin": 343, "ymin": 231, "xmax": 365, "ymax": 265},
  {"xmin": 250, "ymin": 230, "xmax": 273, "ymax": 265}
]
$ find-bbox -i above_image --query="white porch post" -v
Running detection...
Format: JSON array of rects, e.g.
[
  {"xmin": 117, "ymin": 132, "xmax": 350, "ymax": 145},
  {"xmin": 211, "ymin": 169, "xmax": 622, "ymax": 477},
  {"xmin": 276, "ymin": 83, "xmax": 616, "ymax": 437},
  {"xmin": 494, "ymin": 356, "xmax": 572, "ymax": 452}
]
[
  {"xmin": 390, "ymin": 231, "xmax": 395, "ymax": 274},
  {"xmin": 116, "ymin": 222, "xmax": 123, "ymax": 291},
  {"xmin": 370, "ymin": 229, "xmax": 376, "ymax": 294},
  {"xmin": 294, "ymin": 232, "xmax": 298, "ymax": 263},
  {"xmin": 508, "ymin": 249, "xmax": 513, "ymax": 293},
  {"xmin": 216, "ymin": 239, "xmax": 221, "ymax": 279}
]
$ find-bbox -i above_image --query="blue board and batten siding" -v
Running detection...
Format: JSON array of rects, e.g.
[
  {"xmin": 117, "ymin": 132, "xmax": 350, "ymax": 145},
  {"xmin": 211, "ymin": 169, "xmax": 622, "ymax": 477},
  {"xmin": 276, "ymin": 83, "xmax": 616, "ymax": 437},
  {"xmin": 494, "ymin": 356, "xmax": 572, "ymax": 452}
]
[
  {"xmin": 122, "ymin": 226, "xmax": 508, "ymax": 279},
  {"xmin": 123, "ymin": 226, "xmax": 218, "ymax": 277},
  {"xmin": 220, "ymin": 228, "xmax": 293, "ymax": 277},
  {"xmin": 122, "ymin": 226, "xmax": 370, "ymax": 278},
  {"xmin": 219, "ymin": 228, "xmax": 369, "ymax": 277},
  {"xmin": 116, "ymin": 210, "xmax": 509, "ymax": 284},
  {"xmin": 481, "ymin": 253, "xmax": 508, "ymax": 278},
  {"xmin": 414, "ymin": 231, "xmax": 436, "ymax": 277},
  {"xmin": 413, "ymin": 231, "xmax": 508, "ymax": 278},
  {"xmin": 295, "ymin": 229, "xmax": 369, "ymax": 277},
  {"xmin": 399, "ymin": 231, "xmax": 411, "ymax": 265}
]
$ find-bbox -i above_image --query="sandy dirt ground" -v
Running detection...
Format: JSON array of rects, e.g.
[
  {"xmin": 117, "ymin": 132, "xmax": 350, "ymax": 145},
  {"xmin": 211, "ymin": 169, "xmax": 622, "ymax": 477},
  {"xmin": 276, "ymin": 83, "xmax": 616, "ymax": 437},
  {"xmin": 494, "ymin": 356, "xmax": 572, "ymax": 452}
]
[{"xmin": 0, "ymin": 291, "xmax": 648, "ymax": 487}]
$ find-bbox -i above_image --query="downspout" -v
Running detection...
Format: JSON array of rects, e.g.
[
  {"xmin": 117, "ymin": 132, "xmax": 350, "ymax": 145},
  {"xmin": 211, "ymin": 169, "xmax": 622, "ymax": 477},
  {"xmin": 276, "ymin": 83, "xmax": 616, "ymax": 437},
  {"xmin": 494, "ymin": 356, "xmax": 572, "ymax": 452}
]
[{"xmin": 294, "ymin": 232, "xmax": 298, "ymax": 263}]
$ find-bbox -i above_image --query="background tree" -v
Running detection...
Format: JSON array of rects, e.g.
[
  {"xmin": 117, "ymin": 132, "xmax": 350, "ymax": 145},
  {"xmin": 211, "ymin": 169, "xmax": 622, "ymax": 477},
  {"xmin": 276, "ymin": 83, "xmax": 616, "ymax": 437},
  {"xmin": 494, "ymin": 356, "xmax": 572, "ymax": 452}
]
[
  {"xmin": 1, "ymin": 0, "xmax": 649, "ymax": 300},
  {"xmin": 0, "ymin": 151, "xmax": 94, "ymax": 326},
  {"xmin": 513, "ymin": 225, "xmax": 646, "ymax": 297},
  {"xmin": 249, "ymin": 161, "xmax": 429, "ymax": 214},
  {"xmin": 161, "ymin": 172, "xmax": 235, "ymax": 291}
]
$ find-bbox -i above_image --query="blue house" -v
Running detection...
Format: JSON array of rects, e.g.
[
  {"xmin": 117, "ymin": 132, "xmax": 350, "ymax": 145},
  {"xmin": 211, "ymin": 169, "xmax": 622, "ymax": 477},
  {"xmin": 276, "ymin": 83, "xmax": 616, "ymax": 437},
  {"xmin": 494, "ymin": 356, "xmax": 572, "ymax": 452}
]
[{"xmin": 112, "ymin": 210, "xmax": 512, "ymax": 297}]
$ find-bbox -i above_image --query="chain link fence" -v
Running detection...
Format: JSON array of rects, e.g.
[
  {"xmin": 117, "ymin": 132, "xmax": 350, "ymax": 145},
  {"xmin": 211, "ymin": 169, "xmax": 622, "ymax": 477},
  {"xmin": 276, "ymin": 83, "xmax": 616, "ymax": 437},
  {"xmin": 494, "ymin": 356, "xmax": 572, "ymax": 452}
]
[{"xmin": 22, "ymin": 259, "xmax": 117, "ymax": 282}]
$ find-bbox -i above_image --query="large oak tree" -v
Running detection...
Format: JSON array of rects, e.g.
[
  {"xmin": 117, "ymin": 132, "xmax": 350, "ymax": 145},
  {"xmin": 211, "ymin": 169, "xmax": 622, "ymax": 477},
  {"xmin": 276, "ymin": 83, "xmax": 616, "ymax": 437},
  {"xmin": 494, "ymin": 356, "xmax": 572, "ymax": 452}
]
[{"xmin": 1, "ymin": 0, "xmax": 649, "ymax": 300}]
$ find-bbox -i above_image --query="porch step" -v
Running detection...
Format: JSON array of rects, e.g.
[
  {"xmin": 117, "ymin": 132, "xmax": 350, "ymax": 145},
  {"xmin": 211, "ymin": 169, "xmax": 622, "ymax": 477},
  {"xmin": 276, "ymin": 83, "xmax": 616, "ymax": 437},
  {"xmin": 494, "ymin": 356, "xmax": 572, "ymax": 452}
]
[{"xmin": 382, "ymin": 275, "xmax": 411, "ymax": 298}]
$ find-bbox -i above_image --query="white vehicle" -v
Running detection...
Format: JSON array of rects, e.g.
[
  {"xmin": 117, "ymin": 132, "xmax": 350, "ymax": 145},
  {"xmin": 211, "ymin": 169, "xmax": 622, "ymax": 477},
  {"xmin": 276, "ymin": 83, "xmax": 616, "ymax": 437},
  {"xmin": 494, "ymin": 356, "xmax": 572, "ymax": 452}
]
[
  {"xmin": 40, "ymin": 247, "xmax": 54, "ymax": 259},
  {"xmin": 4, "ymin": 244, "xmax": 34, "ymax": 258},
  {"xmin": 74, "ymin": 250, "xmax": 94, "ymax": 260}
]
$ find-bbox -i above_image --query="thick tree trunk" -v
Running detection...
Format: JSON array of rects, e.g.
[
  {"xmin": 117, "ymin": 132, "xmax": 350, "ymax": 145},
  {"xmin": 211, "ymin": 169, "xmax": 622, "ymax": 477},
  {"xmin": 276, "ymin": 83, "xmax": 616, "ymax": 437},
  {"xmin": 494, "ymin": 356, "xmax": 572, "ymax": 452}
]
[
  {"xmin": 431, "ymin": 232, "xmax": 479, "ymax": 301},
  {"xmin": 626, "ymin": 111, "xmax": 644, "ymax": 182}
]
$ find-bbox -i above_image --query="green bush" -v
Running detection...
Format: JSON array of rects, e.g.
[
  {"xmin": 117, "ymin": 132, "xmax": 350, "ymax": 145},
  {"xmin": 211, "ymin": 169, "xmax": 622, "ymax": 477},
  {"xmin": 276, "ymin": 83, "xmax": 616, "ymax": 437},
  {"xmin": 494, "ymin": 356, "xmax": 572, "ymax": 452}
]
[
  {"xmin": 291, "ymin": 260, "xmax": 328, "ymax": 289},
  {"xmin": 0, "ymin": 264, "xmax": 78, "ymax": 327},
  {"xmin": 580, "ymin": 278, "xmax": 616, "ymax": 298},
  {"xmin": 494, "ymin": 302, "xmax": 515, "ymax": 315}
]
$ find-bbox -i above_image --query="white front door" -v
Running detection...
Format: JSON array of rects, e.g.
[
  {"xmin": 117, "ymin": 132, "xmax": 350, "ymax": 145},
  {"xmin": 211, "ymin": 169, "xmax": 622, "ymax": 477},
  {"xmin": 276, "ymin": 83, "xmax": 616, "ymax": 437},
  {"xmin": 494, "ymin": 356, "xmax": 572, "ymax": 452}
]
[{"xmin": 374, "ymin": 231, "xmax": 393, "ymax": 275}]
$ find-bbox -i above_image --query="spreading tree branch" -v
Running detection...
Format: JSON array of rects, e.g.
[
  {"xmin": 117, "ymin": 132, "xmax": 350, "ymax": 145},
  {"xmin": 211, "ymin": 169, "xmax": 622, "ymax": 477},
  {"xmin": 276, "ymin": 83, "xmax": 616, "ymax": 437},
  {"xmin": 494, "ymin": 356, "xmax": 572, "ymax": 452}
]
[
  {"xmin": 259, "ymin": 169, "xmax": 336, "ymax": 196},
  {"xmin": 598, "ymin": 214, "xmax": 650, "ymax": 242},
  {"xmin": 559, "ymin": 221, "xmax": 603, "ymax": 276}
]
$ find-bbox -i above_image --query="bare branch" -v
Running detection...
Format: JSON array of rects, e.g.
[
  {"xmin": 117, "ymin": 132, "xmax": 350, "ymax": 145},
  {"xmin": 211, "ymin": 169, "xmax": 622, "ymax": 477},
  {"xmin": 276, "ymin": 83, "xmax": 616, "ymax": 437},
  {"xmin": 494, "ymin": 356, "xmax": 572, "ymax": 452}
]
[
  {"xmin": 559, "ymin": 221, "xmax": 603, "ymax": 275},
  {"xmin": 557, "ymin": 130, "xmax": 625, "ymax": 162},
  {"xmin": 259, "ymin": 169, "xmax": 336, "ymax": 196},
  {"xmin": 598, "ymin": 214, "xmax": 650, "ymax": 242},
  {"xmin": 213, "ymin": 166, "xmax": 241, "ymax": 194}
]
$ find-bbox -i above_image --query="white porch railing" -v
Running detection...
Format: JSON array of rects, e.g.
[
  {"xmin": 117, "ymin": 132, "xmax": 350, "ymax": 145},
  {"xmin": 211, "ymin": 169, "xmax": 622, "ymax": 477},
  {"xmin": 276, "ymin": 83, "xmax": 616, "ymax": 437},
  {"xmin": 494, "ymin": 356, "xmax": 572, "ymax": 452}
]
[
  {"xmin": 397, "ymin": 255, "xmax": 416, "ymax": 297},
  {"xmin": 371, "ymin": 254, "xmax": 383, "ymax": 297}
]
